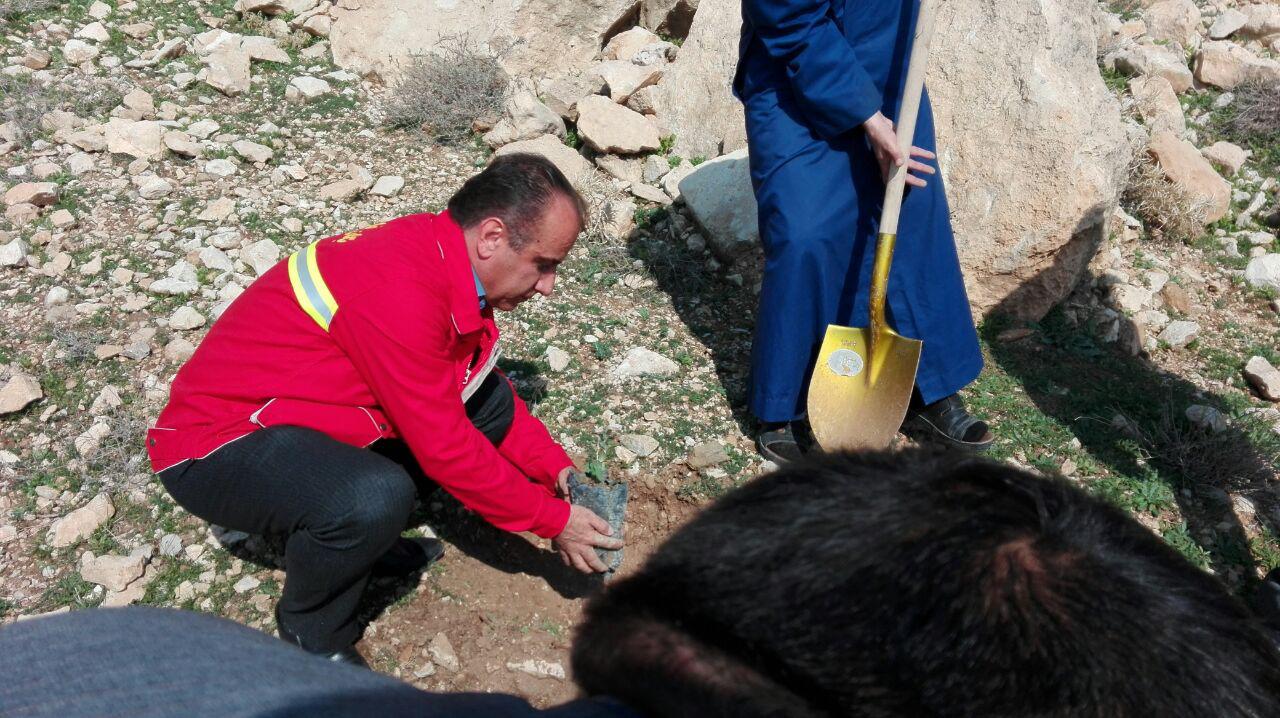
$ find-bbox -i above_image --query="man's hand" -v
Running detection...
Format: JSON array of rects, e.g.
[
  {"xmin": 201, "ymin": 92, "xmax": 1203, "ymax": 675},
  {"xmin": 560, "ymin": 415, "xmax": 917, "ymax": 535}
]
[
  {"xmin": 552, "ymin": 504, "xmax": 624, "ymax": 573},
  {"xmin": 863, "ymin": 111, "xmax": 937, "ymax": 188}
]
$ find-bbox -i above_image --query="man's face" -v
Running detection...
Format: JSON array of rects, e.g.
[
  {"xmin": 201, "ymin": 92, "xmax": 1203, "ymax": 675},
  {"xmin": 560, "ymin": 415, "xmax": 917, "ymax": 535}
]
[{"xmin": 472, "ymin": 195, "xmax": 580, "ymax": 312}]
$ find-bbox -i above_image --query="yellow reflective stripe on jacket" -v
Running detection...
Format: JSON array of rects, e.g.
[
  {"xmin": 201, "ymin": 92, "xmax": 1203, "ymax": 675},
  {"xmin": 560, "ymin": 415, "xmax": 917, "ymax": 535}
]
[{"xmin": 287, "ymin": 242, "xmax": 339, "ymax": 331}]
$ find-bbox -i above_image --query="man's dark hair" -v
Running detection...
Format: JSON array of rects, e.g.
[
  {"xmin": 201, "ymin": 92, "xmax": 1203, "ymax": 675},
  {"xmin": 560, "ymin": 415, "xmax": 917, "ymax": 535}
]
[
  {"xmin": 572, "ymin": 449, "xmax": 1280, "ymax": 717},
  {"xmin": 446, "ymin": 152, "xmax": 587, "ymax": 250}
]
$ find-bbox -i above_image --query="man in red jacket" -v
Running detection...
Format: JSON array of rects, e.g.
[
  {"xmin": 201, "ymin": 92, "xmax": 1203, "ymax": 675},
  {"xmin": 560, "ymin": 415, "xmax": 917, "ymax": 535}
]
[{"xmin": 148, "ymin": 154, "xmax": 623, "ymax": 667}]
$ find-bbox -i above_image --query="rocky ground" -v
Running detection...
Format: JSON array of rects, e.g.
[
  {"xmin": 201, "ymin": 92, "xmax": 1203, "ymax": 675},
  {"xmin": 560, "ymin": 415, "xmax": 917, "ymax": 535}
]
[{"xmin": 0, "ymin": 0, "xmax": 1279, "ymax": 706}]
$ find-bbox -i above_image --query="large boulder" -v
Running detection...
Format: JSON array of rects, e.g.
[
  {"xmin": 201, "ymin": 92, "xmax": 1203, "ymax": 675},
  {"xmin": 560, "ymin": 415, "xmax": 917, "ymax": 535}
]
[
  {"xmin": 651, "ymin": 0, "xmax": 744, "ymax": 160},
  {"xmin": 494, "ymin": 134, "xmax": 593, "ymax": 182},
  {"xmin": 329, "ymin": 0, "xmax": 636, "ymax": 82},
  {"xmin": 677, "ymin": 149, "xmax": 758, "ymax": 259},
  {"xmin": 930, "ymin": 0, "xmax": 1131, "ymax": 319},
  {"xmin": 576, "ymin": 96, "xmax": 661, "ymax": 154},
  {"xmin": 1147, "ymin": 130, "xmax": 1231, "ymax": 224}
]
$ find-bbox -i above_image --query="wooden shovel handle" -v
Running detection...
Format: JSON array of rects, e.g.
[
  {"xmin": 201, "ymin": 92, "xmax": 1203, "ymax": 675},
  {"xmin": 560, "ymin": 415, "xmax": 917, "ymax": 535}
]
[{"xmin": 878, "ymin": 0, "xmax": 939, "ymax": 236}]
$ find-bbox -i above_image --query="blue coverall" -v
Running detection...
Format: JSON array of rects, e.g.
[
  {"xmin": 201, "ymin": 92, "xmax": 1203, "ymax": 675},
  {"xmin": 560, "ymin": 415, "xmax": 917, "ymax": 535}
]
[{"xmin": 736, "ymin": 0, "xmax": 983, "ymax": 423}]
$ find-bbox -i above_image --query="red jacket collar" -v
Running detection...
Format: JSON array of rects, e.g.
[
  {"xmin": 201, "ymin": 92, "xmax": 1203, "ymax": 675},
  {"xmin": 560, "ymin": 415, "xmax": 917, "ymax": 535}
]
[{"xmin": 432, "ymin": 210, "xmax": 486, "ymax": 336}]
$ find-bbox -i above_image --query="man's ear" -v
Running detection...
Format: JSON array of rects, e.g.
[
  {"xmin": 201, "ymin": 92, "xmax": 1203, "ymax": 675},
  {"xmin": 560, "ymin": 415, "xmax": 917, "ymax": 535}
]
[{"xmin": 474, "ymin": 217, "xmax": 507, "ymax": 260}]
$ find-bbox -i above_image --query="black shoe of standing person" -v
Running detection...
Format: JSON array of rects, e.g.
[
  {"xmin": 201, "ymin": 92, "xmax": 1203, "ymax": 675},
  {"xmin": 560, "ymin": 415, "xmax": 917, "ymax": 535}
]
[
  {"xmin": 906, "ymin": 392, "xmax": 994, "ymax": 452},
  {"xmin": 371, "ymin": 536, "xmax": 445, "ymax": 578},
  {"xmin": 276, "ymin": 611, "xmax": 370, "ymax": 669},
  {"xmin": 757, "ymin": 421, "xmax": 811, "ymax": 464}
]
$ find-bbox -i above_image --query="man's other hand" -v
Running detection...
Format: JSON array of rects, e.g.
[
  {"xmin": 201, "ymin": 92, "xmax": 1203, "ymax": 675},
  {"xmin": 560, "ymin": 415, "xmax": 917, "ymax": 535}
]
[
  {"xmin": 552, "ymin": 504, "xmax": 624, "ymax": 573},
  {"xmin": 863, "ymin": 111, "xmax": 937, "ymax": 189},
  {"xmin": 555, "ymin": 466, "xmax": 573, "ymax": 499}
]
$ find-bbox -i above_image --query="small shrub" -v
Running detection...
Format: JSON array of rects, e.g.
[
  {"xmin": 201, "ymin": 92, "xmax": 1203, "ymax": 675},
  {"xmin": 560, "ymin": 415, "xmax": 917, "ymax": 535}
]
[
  {"xmin": 573, "ymin": 169, "xmax": 630, "ymax": 270},
  {"xmin": 382, "ymin": 36, "xmax": 510, "ymax": 144},
  {"xmin": 1121, "ymin": 151, "xmax": 1210, "ymax": 244},
  {"xmin": 0, "ymin": 75, "xmax": 58, "ymax": 144},
  {"xmin": 0, "ymin": 0, "xmax": 55, "ymax": 22},
  {"xmin": 1226, "ymin": 78, "xmax": 1280, "ymax": 145}
]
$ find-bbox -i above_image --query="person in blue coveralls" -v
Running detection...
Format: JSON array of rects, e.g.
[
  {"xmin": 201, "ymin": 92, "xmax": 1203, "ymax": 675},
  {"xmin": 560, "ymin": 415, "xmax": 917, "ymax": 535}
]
[{"xmin": 735, "ymin": 0, "xmax": 995, "ymax": 461}]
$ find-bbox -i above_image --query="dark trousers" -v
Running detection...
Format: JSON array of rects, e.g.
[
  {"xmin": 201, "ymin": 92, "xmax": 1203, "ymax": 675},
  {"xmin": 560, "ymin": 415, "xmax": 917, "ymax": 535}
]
[
  {"xmin": 159, "ymin": 373, "xmax": 515, "ymax": 653},
  {"xmin": 0, "ymin": 607, "xmax": 636, "ymax": 717}
]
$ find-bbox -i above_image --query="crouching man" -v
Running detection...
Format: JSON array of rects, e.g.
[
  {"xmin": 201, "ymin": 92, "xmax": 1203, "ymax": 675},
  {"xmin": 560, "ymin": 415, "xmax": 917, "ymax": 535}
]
[{"xmin": 146, "ymin": 154, "xmax": 622, "ymax": 667}]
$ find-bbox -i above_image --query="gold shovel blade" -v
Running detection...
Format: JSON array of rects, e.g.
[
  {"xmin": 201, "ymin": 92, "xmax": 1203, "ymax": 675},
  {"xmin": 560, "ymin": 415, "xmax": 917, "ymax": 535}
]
[{"xmin": 807, "ymin": 324, "xmax": 922, "ymax": 452}]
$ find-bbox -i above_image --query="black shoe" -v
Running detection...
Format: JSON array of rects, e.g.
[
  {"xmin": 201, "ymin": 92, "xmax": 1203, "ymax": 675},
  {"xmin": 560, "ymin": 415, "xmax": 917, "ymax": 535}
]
[
  {"xmin": 757, "ymin": 421, "xmax": 810, "ymax": 464},
  {"xmin": 372, "ymin": 536, "xmax": 445, "ymax": 578},
  {"xmin": 906, "ymin": 393, "xmax": 994, "ymax": 452},
  {"xmin": 277, "ymin": 613, "xmax": 370, "ymax": 669}
]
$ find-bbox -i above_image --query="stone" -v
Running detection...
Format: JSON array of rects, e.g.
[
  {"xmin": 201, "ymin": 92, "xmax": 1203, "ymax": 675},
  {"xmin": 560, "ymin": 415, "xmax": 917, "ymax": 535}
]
[
  {"xmin": 428, "ymin": 632, "xmax": 460, "ymax": 672},
  {"xmin": 545, "ymin": 346, "xmax": 571, "ymax": 372},
  {"xmin": 204, "ymin": 159, "xmax": 238, "ymax": 177},
  {"xmin": 1160, "ymin": 283, "xmax": 1192, "ymax": 314},
  {"xmin": 619, "ymin": 434, "xmax": 659, "ymax": 458},
  {"xmin": 494, "ymin": 135, "xmax": 593, "ymax": 183},
  {"xmin": 1194, "ymin": 40, "xmax": 1280, "ymax": 90},
  {"xmin": 79, "ymin": 552, "xmax": 145, "ymax": 592},
  {"xmin": 233, "ymin": 576, "xmax": 261, "ymax": 593},
  {"xmin": 591, "ymin": 60, "xmax": 664, "ymax": 103},
  {"xmin": 100, "ymin": 566, "xmax": 153, "ymax": 608},
  {"xmin": 1186, "ymin": 404, "xmax": 1227, "ymax": 434},
  {"xmin": 20, "ymin": 48, "xmax": 51, "ymax": 70},
  {"xmin": 678, "ymin": 149, "xmax": 758, "ymax": 260},
  {"xmin": 63, "ymin": 39, "xmax": 101, "ymax": 65},
  {"xmin": 1157, "ymin": 319, "xmax": 1199, "ymax": 348},
  {"xmin": 641, "ymin": 0, "xmax": 697, "ymax": 38},
  {"xmin": 50, "ymin": 209, "xmax": 76, "ymax": 229},
  {"xmin": 629, "ymin": 181, "xmax": 670, "ymax": 205},
  {"xmin": 232, "ymin": 139, "xmax": 274, "ymax": 163},
  {"xmin": 242, "ymin": 239, "xmax": 282, "ymax": 275},
  {"xmin": 89, "ymin": 385, "xmax": 122, "ymax": 415},
  {"xmin": 75, "ymin": 422, "xmax": 111, "ymax": 458},
  {"xmin": 187, "ymin": 120, "xmax": 222, "ymax": 139},
  {"xmin": 1243, "ymin": 4, "xmax": 1280, "ymax": 39},
  {"xmin": 370, "ymin": 175, "xmax": 404, "ymax": 197},
  {"xmin": 105, "ymin": 118, "xmax": 165, "ymax": 160},
  {"xmin": 576, "ymin": 96, "xmax": 661, "ymax": 154},
  {"xmin": 1244, "ymin": 356, "xmax": 1280, "ymax": 401},
  {"xmin": 505, "ymin": 659, "xmax": 565, "ymax": 680},
  {"xmin": 286, "ymin": 76, "xmax": 331, "ymax": 102},
  {"xmin": 68, "ymin": 127, "xmax": 108, "ymax": 153},
  {"xmin": 612, "ymin": 347, "xmax": 679, "ymax": 379},
  {"xmin": 164, "ymin": 338, "xmax": 197, "ymax": 362},
  {"xmin": 0, "ymin": 373, "xmax": 42, "ymax": 414},
  {"xmin": 48, "ymin": 494, "xmax": 115, "ymax": 548},
  {"xmin": 88, "ymin": 0, "xmax": 112, "ymax": 19},
  {"xmin": 602, "ymin": 26, "xmax": 662, "ymax": 61},
  {"xmin": 1109, "ymin": 283, "xmax": 1152, "ymax": 313},
  {"xmin": 241, "ymin": 36, "xmax": 291, "ymax": 63},
  {"xmin": 301, "ymin": 13, "xmax": 332, "ymax": 37},
  {"xmin": 170, "ymin": 306, "xmax": 206, "ymax": 330},
  {"xmin": 1128, "ymin": 75, "xmax": 1184, "ymax": 135},
  {"xmin": 199, "ymin": 247, "xmax": 233, "ymax": 272},
  {"xmin": 485, "ymin": 90, "xmax": 565, "ymax": 147},
  {"xmin": 0, "ymin": 237, "xmax": 29, "ymax": 266},
  {"xmin": 149, "ymin": 278, "xmax": 198, "ymax": 295},
  {"xmin": 1201, "ymin": 141, "xmax": 1247, "ymax": 177},
  {"xmin": 121, "ymin": 89, "xmax": 156, "ymax": 117},
  {"xmin": 319, "ymin": 179, "xmax": 365, "ymax": 203},
  {"xmin": 687, "ymin": 441, "xmax": 729, "ymax": 469},
  {"xmin": 1142, "ymin": 0, "xmax": 1200, "ymax": 47},
  {"xmin": 660, "ymin": 160, "xmax": 696, "ymax": 200},
  {"xmin": 1245, "ymin": 254, "xmax": 1280, "ymax": 292},
  {"xmin": 1112, "ymin": 42, "xmax": 1194, "ymax": 93},
  {"xmin": 159, "ymin": 534, "xmax": 183, "ymax": 557},
  {"xmin": 1147, "ymin": 131, "xmax": 1231, "ymax": 224},
  {"xmin": 133, "ymin": 175, "xmax": 175, "ymax": 200},
  {"xmin": 67, "ymin": 152, "xmax": 97, "ymax": 174},
  {"xmin": 642, "ymin": 154, "xmax": 671, "ymax": 183},
  {"xmin": 203, "ymin": 48, "xmax": 252, "ymax": 96},
  {"xmin": 4, "ymin": 182, "xmax": 58, "ymax": 207},
  {"xmin": 1209, "ymin": 9, "xmax": 1248, "ymax": 40},
  {"xmin": 652, "ymin": 0, "xmax": 744, "ymax": 158},
  {"xmin": 198, "ymin": 197, "xmax": 237, "ymax": 223},
  {"xmin": 76, "ymin": 20, "xmax": 111, "ymax": 42},
  {"xmin": 329, "ymin": 0, "xmax": 636, "ymax": 83}
]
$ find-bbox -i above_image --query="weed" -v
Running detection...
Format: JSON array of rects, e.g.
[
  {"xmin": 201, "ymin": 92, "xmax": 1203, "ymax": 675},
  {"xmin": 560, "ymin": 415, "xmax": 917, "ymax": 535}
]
[
  {"xmin": 0, "ymin": 0, "xmax": 54, "ymax": 23},
  {"xmin": 1162, "ymin": 522, "xmax": 1213, "ymax": 569},
  {"xmin": 1121, "ymin": 150, "xmax": 1210, "ymax": 244},
  {"xmin": 383, "ymin": 36, "xmax": 510, "ymax": 144},
  {"xmin": 658, "ymin": 134, "xmax": 676, "ymax": 155},
  {"xmin": 1226, "ymin": 79, "xmax": 1280, "ymax": 145},
  {"xmin": 0, "ymin": 75, "xmax": 58, "ymax": 144},
  {"xmin": 564, "ymin": 129, "xmax": 583, "ymax": 150}
]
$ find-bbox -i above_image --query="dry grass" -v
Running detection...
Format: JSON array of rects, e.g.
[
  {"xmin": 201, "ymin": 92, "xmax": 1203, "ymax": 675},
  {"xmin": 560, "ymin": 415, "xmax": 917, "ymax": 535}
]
[
  {"xmin": 0, "ymin": 0, "xmax": 54, "ymax": 21},
  {"xmin": 1227, "ymin": 78, "xmax": 1280, "ymax": 144},
  {"xmin": 1, "ymin": 75, "xmax": 58, "ymax": 144},
  {"xmin": 383, "ymin": 36, "xmax": 510, "ymax": 144},
  {"xmin": 80, "ymin": 410, "xmax": 149, "ymax": 489},
  {"xmin": 1137, "ymin": 402, "xmax": 1276, "ymax": 490},
  {"xmin": 1121, "ymin": 151, "xmax": 1211, "ymax": 244}
]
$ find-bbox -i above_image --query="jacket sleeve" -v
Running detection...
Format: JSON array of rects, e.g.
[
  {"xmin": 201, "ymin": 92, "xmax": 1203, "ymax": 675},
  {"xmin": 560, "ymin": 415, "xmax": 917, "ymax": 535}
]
[
  {"xmin": 496, "ymin": 373, "xmax": 574, "ymax": 490},
  {"xmin": 330, "ymin": 287, "xmax": 571, "ymax": 539},
  {"xmin": 742, "ymin": 0, "xmax": 882, "ymax": 140}
]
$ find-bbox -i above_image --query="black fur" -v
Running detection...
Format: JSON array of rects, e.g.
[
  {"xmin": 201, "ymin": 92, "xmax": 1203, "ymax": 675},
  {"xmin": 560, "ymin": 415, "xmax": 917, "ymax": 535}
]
[{"xmin": 572, "ymin": 449, "xmax": 1280, "ymax": 717}]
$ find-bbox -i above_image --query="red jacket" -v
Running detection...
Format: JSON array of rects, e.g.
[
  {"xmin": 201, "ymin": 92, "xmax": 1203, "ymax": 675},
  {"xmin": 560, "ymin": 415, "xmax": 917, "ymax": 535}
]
[{"xmin": 147, "ymin": 211, "xmax": 573, "ymax": 538}]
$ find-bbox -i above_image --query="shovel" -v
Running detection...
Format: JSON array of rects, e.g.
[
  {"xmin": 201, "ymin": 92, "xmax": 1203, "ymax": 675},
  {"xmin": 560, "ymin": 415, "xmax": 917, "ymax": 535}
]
[{"xmin": 807, "ymin": 0, "xmax": 938, "ymax": 451}]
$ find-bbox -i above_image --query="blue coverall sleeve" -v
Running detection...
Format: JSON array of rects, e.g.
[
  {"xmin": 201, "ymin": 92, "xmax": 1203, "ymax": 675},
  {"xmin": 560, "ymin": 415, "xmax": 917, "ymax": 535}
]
[{"xmin": 742, "ymin": 0, "xmax": 883, "ymax": 140}]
